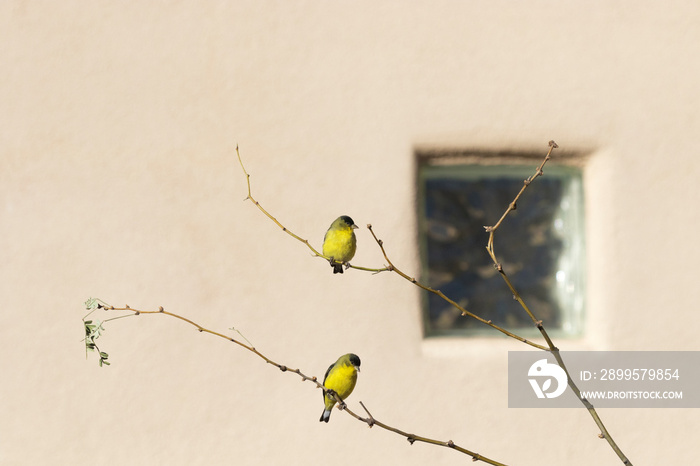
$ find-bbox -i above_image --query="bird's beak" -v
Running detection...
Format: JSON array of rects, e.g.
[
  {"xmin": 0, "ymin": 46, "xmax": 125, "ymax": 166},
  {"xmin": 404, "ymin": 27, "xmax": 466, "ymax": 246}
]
[
  {"xmin": 356, "ymin": 366, "xmax": 361, "ymax": 372},
  {"xmin": 351, "ymin": 224, "xmax": 359, "ymax": 230}
]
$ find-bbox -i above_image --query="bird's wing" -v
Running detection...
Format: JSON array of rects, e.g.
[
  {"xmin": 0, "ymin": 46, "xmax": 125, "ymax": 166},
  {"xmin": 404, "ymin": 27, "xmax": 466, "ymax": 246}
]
[
  {"xmin": 322, "ymin": 362, "xmax": 335, "ymax": 400},
  {"xmin": 323, "ymin": 363, "xmax": 334, "ymax": 384}
]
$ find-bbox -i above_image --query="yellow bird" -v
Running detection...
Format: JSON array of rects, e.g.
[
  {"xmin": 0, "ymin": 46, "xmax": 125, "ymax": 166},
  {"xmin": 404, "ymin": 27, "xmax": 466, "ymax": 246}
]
[
  {"xmin": 322, "ymin": 215, "xmax": 358, "ymax": 274},
  {"xmin": 319, "ymin": 353, "xmax": 361, "ymax": 423}
]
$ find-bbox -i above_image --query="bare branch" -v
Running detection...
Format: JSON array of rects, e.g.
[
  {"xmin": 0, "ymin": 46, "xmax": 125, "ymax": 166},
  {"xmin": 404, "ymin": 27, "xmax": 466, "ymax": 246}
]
[
  {"xmin": 235, "ymin": 147, "xmax": 546, "ymax": 349},
  {"xmin": 91, "ymin": 303, "xmax": 509, "ymax": 466},
  {"xmin": 235, "ymin": 146, "xmax": 389, "ymax": 274},
  {"xmin": 482, "ymin": 141, "xmax": 633, "ymax": 465},
  {"xmin": 365, "ymin": 224, "xmax": 548, "ymax": 350}
]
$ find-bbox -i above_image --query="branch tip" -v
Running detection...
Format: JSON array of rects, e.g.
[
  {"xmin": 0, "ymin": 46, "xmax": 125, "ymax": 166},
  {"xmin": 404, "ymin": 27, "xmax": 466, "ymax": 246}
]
[{"xmin": 549, "ymin": 140, "xmax": 558, "ymax": 148}]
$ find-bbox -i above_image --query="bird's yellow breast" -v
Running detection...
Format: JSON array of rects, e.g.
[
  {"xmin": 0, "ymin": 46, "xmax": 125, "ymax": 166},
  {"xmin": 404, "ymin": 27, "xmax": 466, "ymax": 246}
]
[
  {"xmin": 324, "ymin": 362, "xmax": 358, "ymax": 401},
  {"xmin": 322, "ymin": 227, "xmax": 357, "ymax": 263}
]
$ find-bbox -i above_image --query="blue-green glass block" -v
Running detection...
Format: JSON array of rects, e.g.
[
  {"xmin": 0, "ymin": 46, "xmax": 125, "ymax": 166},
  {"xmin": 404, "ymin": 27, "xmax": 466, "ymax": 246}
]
[{"xmin": 418, "ymin": 164, "xmax": 585, "ymax": 338}]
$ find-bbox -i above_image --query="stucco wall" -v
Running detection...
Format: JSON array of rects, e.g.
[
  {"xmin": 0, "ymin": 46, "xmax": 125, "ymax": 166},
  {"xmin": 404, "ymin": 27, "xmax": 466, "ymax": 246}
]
[{"xmin": 2, "ymin": 1, "xmax": 699, "ymax": 465}]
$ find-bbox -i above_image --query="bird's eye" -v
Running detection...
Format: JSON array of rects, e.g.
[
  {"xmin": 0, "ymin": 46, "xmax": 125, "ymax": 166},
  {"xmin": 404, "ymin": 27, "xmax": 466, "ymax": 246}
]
[{"xmin": 341, "ymin": 215, "xmax": 355, "ymax": 226}]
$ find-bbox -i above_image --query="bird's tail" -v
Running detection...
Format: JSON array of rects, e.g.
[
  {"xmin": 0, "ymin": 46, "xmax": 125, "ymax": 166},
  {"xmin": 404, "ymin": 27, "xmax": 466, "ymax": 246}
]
[
  {"xmin": 332, "ymin": 263, "xmax": 344, "ymax": 274},
  {"xmin": 319, "ymin": 409, "xmax": 332, "ymax": 423}
]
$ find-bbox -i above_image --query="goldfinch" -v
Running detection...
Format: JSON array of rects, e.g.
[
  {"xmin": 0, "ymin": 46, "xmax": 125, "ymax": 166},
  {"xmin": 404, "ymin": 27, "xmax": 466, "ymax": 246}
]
[
  {"xmin": 319, "ymin": 353, "xmax": 361, "ymax": 423},
  {"xmin": 322, "ymin": 216, "xmax": 358, "ymax": 274}
]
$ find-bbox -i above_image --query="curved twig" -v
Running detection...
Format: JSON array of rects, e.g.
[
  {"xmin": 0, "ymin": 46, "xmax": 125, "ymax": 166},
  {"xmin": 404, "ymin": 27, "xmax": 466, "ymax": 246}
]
[
  {"xmin": 366, "ymin": 225, "xmax": 548, "ymax": 350},
  {"xmin": 90, "ymin": 302, "xmax": 509, "ymax": 466},
  {"xmin": 235, "ymin": 146, "xmax": 544, "ymax": 349},
  {"xmin": 483, "ymin": 140, "xmax": 632, "ymax": 465},
  {"xmin": 235, "ymin": 146, "xmax": 389, "ymax": 274}
]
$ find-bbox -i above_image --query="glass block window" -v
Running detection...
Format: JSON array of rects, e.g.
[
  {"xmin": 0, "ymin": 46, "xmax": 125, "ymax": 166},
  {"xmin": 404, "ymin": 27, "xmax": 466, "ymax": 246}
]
[{"xmin": 418, "ymin": 159, "xmax": 585, "ymax": 338}]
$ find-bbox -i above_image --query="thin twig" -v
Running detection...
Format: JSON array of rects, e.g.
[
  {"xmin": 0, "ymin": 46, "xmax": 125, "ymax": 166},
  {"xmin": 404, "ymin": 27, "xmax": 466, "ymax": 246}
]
[
  {"xmin": 366, "ymin": 225, "xmax": 548, "ymax": 351},
  {"xmin": 483, "ymin": 140, "xmax": 632, "ymax": 465},
  {"xmin": 95, "ymin": 304, "xmax": 508, "ymax": 466},
  {"xmin": 235, "ymin": 146, "xmax": 389, "ymax": 274},
  {"xmin": 344, "ymin": 401, "xmax": 509, "ymax": 466},
  {"xmin": 235, "ymin": 146, "xmax": 543, "ymax": 349}
]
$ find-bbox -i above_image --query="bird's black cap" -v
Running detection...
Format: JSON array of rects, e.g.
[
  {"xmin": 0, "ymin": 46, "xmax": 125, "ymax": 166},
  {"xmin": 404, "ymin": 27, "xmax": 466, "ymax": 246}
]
[
  {"xmin": 340, "ymin": 215, "xmax": 356, "ymax": 227},
  {"xmin": 349, "ymin": 354, "xmax": 361, "ymax": 368}
]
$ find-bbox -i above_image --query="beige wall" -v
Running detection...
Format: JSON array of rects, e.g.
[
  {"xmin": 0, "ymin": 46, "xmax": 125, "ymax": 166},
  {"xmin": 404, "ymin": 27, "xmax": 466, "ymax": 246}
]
[{"xmin": 2, "ymin": 1, "xmax": 699, "ymax": 465}]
